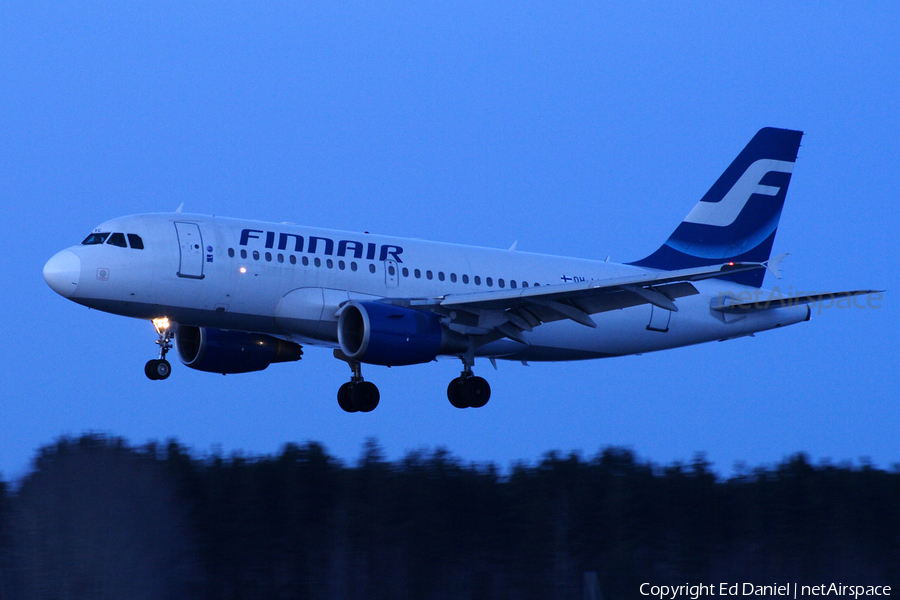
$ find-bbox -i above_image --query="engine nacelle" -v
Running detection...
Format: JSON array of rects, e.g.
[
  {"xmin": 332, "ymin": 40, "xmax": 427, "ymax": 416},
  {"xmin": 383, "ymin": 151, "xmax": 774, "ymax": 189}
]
[
  {"xmin": 338, "ymin": 302, "xmax": 456, "ymax": 366},
  {"xmin": 175, "ymin": 326, "xmax": 303, "ymax": 374}
]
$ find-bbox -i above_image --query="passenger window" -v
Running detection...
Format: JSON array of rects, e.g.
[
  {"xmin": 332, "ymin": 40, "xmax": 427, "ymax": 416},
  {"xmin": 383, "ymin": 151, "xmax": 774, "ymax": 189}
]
[
  {"xmin": 510, "ymin": 280, "xmax": 517, "ymax": 288},
  {"xmin": 402, "ymin": 267, "xmax": 409, "ymax": 277},
  {"xmin": 290, "ymin": 255, "xmax": 296, "ymax": 264},
  {"xmin": 351, "ymin": 262, "xmax": 358, "ymax": 271},
  {"xmin": 462, "ymin": 274, "xmax": 469, "ymax": 284},
  {"xmin": 486, "ymin": 277, "xmax": 493, "ymax": 287},
  {"xmin": 127, "ymin": 234, "xmax": 144, "ymax": 249},
  {"xmin": 278, "ymin": 254, "xmax": 284, "ymax": 263},
  {"xmin": 522, "ymin": 281, "xmax": 528, "ymax": 288},
  {"xmin": 241, "ymin": 249, "xmax": 247, "ymax": 259},
  {"xmin": 438, "ymin": 272, "xmax": 445, "ymax": 281},
  {"xmin": 265, "ymin": 252, "xmax": 272, "ymax": 262},
  {"xmin": 498, "ymin": 278, "xmax": 505, "ymax": 288},
  {"xmin": 426, "ymin": 270, "xmax": 433, "ymax": 280},
  {"xmin": 315, "ymin": 258, "xmax": 322, "ymax": 267},
  {"xmin": 107, "ymin": 233, "xmax": 127, "ymax": 247},
  {"xmin": 302, "ymin": 256, "xmax": 309, "ymax": 266},
  {"xmin": 388, "ymin": 265, "xmax": 395, "ymax": 276},
  {"xmin": 474, "ymin": 276, "xmax": 481, "ymax": 285},
  {"xmin": 228, "ymin": 248, "xmax": 235, "ymax": 258},
  {"xmin": 81, "ymin": 232, "xmax": 109, "ymax": 245},
  {"xmin": 368, "ymin": 264, "xmax": 376, "ymax": 273},
  {"xmin": 450, "ymin": 273, "xmax": 457, "ymax": 283},
  {"xmin": 339, "ymin": 260, "xmax": 345, "ymax": 270},
  {"xmin": 326, "ymin": 259, "xmax": 333, "ymax": 269},
  {"xmin": 253, "ymin": 250, "xmax": 260, "ymax": 260},
  {"xmin": 414, "ymin": 269, "xmax": 421, "ymax": 279}
]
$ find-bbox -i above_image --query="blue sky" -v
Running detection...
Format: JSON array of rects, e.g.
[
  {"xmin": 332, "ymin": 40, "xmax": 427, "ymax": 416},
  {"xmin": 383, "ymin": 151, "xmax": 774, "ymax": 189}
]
[{"xmin": 2, "ymin": 2, "xmax": 896, "ymax": 480}]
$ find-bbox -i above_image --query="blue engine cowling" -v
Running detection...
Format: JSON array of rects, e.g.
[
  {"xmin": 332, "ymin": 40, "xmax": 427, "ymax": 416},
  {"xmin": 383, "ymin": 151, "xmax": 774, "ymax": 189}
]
[
  {"xmin": 175, "ymin": 326, "xmax": 303, "ymax": 374},
  {"xmin": 337, "ymin": 302, "xmax": 444, "ymax": 366}
]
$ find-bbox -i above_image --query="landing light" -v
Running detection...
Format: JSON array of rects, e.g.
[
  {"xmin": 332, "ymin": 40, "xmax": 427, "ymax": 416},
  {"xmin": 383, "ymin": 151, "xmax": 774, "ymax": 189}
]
[{"xmin": 152, "ymin": 317, "xmax": 170, "ymax": 335}]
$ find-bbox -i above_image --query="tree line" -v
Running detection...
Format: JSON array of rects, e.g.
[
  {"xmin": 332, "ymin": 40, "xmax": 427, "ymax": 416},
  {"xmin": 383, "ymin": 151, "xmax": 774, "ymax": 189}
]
[{"xmin": 0, "ymin": 434, "xmax": 897, "ymax": 599}]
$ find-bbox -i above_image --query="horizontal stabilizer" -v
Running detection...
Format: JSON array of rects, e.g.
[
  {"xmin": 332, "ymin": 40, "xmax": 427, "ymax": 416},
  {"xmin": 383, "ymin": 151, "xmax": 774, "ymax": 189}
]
[{"xmin": 711, "ymin": 290, "xmax": 883, "ymax": 313}]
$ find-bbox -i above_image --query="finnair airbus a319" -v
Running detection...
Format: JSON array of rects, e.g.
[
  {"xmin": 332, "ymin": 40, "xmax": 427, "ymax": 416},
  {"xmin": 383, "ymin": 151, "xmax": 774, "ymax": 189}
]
[{"xmin": 44, "ymin": 128, "xmax": 876, "ymax": 413}]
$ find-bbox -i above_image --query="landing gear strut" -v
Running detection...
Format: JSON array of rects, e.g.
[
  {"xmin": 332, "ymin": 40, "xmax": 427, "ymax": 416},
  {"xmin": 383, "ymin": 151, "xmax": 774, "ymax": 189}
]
[
  {"xmin": 447, "ymin": 352, "xmax": 491, "ymax": 409},
  {"xmin": 145, "ymin": 317, "xmax": 173, "ymax": 381},
  {"xmin": 334, "ymin": 350, "xmax": 380, "ymax": 413}
]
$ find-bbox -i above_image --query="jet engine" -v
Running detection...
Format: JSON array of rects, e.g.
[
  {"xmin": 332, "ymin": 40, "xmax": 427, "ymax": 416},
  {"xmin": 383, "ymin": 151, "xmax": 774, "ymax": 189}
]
[
  {"xmin": 175, "ymin": 326, "xmax": 303, "ymax": 374},
  {"xmin": 338, "ymin": 302, "xmax": 464, "ymax": 366}
]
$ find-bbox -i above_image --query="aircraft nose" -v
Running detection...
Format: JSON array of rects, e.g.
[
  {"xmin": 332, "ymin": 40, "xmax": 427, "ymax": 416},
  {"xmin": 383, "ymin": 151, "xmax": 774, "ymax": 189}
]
[{"xmin": 44, "ymin": 250, "xmax": 81, "ymax": 298}]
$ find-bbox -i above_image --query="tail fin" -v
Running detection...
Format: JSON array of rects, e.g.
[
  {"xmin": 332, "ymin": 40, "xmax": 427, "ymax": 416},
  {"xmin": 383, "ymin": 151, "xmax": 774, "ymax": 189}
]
[{"xmin": 630, "ymin": 127, "xmax": 803, "ymax": 288}]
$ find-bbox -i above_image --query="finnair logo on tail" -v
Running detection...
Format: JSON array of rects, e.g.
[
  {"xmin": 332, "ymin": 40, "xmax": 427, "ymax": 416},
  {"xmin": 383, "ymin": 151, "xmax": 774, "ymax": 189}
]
[{"xmin": 684, "ymin": 159, "xmax": 794, "ymax": 227}]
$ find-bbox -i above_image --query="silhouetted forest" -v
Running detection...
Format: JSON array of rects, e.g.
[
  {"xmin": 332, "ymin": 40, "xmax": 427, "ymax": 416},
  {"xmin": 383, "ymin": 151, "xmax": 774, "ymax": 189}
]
[{"xmin": 0, "ymin": 435, "xmax": 897, "ymax": 599}]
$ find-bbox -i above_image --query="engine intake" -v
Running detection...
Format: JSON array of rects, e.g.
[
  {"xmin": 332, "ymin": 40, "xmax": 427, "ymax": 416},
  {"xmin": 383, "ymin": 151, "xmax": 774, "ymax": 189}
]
[
  {"xmin": 176, "ymin": 326, "xmax": 303, "ymax": 374},
  {"xmin": 338, "ymin": 302, "xmax": 461, "ymax": 366}
]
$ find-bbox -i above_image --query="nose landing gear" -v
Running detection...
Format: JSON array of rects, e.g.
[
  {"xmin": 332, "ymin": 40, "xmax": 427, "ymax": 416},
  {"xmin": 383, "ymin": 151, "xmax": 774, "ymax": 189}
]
[{"xmin": 145, "ymin": 317, "xmax": 173, "ymax": 381}]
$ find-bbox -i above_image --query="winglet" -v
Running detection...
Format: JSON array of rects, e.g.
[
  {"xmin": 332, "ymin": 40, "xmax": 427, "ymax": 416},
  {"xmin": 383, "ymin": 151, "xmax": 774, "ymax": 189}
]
[{"xmin": 764, "ymin": 253, "xmax": 788, "ymax": 280}]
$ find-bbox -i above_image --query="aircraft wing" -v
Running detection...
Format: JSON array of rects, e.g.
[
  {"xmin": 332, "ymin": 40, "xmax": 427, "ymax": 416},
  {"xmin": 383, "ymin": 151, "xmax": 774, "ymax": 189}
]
[{"xmin": 404, "ymin": 262, "xmax": 769, "ymax": 345}]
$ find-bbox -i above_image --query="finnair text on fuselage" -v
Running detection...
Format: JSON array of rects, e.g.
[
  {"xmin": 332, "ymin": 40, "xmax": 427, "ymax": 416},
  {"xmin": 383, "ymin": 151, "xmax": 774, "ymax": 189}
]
[{"xmin": 239, "ymin": 228, "xmax": 404, "ymax": 263}]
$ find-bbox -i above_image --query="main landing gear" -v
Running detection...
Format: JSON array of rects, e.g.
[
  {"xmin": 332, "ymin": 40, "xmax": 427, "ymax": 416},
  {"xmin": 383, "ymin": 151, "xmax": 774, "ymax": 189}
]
[
  {"xmin": 446, "ymin": 355, "xmax": 491, "ymax": 409},
  {"xmin": 331, "ymin": 350, "xmax": 491, "ymax": 413},
  {"xmin": 334, "ymin": 351, "xmax": 380, "ymax": 413},
  {"xmin": 145, "ymin": 317, "xmax": 173, "ymax": 381}
]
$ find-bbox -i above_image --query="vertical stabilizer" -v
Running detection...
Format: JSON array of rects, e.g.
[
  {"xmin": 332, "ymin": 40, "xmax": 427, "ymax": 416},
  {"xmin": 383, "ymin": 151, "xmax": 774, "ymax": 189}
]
[{"xmin": 630, "ymin": 128, "xmax": 803, "ymax": 287}]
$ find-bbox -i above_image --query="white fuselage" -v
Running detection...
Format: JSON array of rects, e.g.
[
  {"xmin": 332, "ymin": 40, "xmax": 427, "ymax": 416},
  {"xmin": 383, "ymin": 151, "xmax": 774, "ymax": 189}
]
[{"xmin": 47, "ymin": 213, "xmax": 810, "ymax": 362}]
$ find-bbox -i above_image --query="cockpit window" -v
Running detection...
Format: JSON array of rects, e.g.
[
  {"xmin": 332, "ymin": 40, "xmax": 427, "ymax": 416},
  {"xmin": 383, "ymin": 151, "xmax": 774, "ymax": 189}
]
[
  {"xmin": 82, "ymin": 232, "xmax": 110, "ymax": 245},
  {"xmin": 107, "ymin": 232, "xmax": 127, "ymax": 247},
  {"xmin": 127, "ymin": 234, "xmax": 144, "ymax": 249}
]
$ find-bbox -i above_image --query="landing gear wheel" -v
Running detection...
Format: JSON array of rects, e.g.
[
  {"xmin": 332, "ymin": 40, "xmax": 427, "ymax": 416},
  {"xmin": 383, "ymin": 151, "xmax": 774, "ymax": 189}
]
[
  {"xmin": 351, "ymin": 381, "xmax": 380, "ymax": 413},
  {"xmin": 145, "ymin": 360, "xmax": 160, "ymax": 380},
  {"xmin": 462, "ymin": 376, "xmax": 490, "ymax": 408},
  {"xmin": 447, "ymin": 378, "xmax": 468, "ymax": 409},
  {"xmin": 154, "ymin": 359, "xmax": 172, "ymax": 380},
  {"xmin": 338, "ymin": 382, "xmax": 357, "ymax": 413}
]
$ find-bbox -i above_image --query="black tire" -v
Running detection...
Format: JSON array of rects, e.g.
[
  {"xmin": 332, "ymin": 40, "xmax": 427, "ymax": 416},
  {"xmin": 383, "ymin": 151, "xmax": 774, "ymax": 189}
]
[
  {"xmin": 338, "ymin": 382, "xmax": 357, "ymax": 413},
  {"xmin": 145, "ymin": 360, "xmax": 160, "ymax": 380},
  {"xmin": 447, "ymin": 378, "xmax": 468, "ymax": 409},
  {"xmin": 351, "ymin": 381, "xmax": 380, "ymax": 412},
  {"xmin": 155, "ymin": 359, "xmax": 172, "ymax": 380},
  {"xmin": 462, "ymin": 376, "xmax": 491, "ymax": 408}
]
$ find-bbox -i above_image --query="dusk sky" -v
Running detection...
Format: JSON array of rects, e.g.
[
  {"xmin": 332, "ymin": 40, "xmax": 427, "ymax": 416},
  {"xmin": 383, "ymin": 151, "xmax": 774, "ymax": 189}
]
[{"xmin": 2, "ymin": 2, "xmax": 896, "ymax": 481}]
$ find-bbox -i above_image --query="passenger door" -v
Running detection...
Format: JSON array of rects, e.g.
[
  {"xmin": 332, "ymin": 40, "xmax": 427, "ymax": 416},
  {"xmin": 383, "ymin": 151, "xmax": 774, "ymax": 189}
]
[{"xmin": 175, "ymin": 222, "xmax": 205, "ymax": 279}]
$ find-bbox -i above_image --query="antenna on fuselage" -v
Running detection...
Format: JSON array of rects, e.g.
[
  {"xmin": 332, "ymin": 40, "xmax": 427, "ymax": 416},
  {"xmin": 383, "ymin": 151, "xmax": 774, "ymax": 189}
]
[{"xmin": 175, "ymin": 203, "xmax": 184, "ymax": 214}]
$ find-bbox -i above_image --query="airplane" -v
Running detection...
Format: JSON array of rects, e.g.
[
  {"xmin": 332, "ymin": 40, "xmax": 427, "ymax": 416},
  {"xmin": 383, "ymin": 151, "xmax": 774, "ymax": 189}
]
[{"xmin": 43, "ymin": 127, "xmax": 878, "ymax": 413}]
